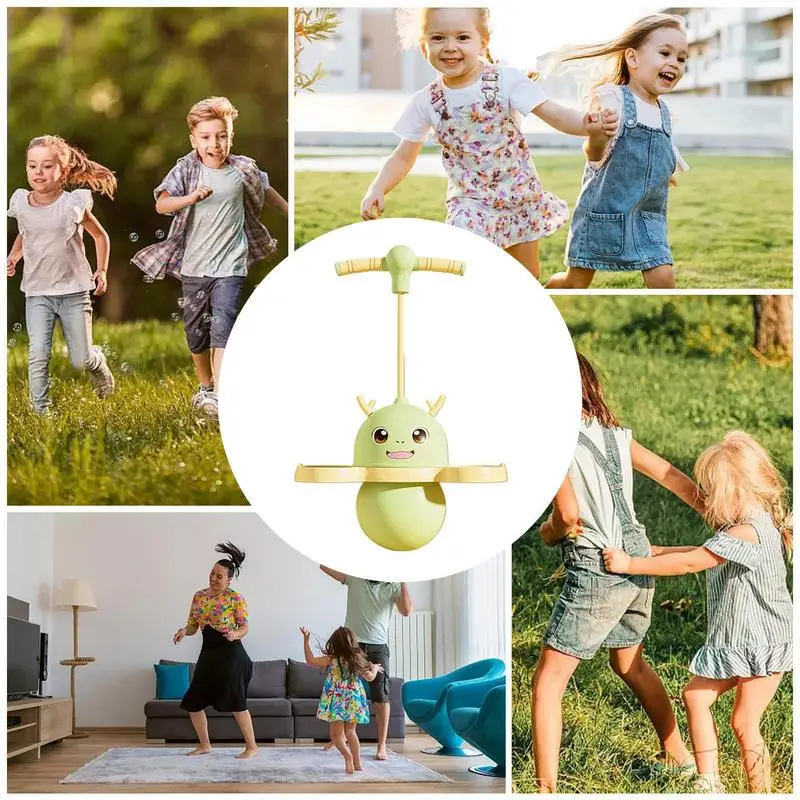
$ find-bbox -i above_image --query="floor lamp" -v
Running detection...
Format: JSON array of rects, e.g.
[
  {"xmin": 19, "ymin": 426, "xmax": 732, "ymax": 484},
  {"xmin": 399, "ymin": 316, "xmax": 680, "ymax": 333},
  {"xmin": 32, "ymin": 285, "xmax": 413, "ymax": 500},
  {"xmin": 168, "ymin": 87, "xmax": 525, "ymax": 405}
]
[{"xmin": 56, "ymin": 579, "xmax": 97, "ymax": 739}]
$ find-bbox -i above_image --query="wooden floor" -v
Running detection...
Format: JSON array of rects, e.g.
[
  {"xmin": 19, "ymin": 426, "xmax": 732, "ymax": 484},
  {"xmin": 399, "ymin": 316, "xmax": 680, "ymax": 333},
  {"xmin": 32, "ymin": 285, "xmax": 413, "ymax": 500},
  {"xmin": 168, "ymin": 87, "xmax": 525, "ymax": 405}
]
[{"xmin": 7, "ymin": 730, "xmax": 505, "ymax": 793}]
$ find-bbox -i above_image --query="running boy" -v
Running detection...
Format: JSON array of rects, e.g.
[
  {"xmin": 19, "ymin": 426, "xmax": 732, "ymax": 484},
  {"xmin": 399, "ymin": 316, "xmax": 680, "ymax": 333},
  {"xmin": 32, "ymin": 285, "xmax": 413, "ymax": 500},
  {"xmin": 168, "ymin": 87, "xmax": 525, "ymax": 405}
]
[{"xmin": 132, "ymin": 96, "xmax": 288, "ymax": 418}]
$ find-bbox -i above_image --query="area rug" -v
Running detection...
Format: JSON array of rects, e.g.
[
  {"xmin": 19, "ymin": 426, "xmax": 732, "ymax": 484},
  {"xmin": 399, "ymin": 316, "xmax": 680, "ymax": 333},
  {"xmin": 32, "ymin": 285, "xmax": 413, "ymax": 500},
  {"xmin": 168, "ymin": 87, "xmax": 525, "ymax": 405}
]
[{"xmin": 59, "ymin": 746, "xmax": 453, "ymax": 784}]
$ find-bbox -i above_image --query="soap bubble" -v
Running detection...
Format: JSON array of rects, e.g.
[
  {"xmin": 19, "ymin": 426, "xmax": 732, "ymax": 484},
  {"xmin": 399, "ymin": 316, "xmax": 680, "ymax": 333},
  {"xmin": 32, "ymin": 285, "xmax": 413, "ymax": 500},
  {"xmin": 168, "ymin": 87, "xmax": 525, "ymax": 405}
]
[
  {"xmin": 12, "ymin": 323, "xmax": 22, "ymax": 332},
  {"xmin": 155, "ymin": 230, "xmax": 165, "ymax": 240},
  {"xmin": 196, "ymin": 290, "xmax": 205, "ymax": 299},
  {"xmin": 171, "ymin": 312, "xmax": 180, "ymax": 322},
  {"xmin": 177, "ymin": 297, "xmax": 187, "ymax": 308},
  {"xmin": 8, "ymin": 338, "xmax": 16, "ymax": 348},
  {"xmin": 129, "ymin": 232, "xmax": 139, "ymax": 242},
  {"xmin": 143, "ymin": 276, "xmax": 154, "ymax": 284},
  {"xmin": 201, "ymin": 312, "xmax": 212, "ymax": 323},
  {"xmin": 121, "ymin": 362, "xmax": 131, "ymax": 373}
]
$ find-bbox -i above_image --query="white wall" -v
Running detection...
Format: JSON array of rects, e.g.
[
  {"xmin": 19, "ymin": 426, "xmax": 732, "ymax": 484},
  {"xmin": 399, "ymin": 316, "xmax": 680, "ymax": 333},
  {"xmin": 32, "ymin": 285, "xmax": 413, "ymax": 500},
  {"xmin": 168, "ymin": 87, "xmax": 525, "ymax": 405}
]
[
  {"xmin": 7, "ymin": 513, "xmax": 56, "ymax": 693},
  {"xmin": 28, "ymin": 512, "xmax": 431, "ymax": 727}
]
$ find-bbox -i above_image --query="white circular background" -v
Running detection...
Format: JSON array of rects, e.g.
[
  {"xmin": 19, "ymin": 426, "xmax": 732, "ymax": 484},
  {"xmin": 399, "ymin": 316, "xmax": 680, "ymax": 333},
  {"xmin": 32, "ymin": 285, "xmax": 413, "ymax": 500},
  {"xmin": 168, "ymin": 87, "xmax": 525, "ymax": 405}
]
[{"xmin": 220, "ymin": 219, "xmax": 581, "ymax": 581}]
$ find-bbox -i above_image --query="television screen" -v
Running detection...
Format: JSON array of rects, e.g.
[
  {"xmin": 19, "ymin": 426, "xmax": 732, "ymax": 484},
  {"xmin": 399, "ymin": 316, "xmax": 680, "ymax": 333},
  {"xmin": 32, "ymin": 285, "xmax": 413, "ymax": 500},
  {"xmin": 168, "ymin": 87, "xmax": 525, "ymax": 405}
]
[{"xmin": 8, "ymin": 617, "xmax": 41, "ymax": 696}]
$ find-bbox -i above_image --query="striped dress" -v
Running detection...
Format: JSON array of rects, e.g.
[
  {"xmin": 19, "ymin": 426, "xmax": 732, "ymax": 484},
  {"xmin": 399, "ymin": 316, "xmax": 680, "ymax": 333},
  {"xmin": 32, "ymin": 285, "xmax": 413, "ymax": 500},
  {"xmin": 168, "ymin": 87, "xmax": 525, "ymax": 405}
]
[{"xmin": 691, "ymin": 511, "xmax": 793, "ymax": 679}]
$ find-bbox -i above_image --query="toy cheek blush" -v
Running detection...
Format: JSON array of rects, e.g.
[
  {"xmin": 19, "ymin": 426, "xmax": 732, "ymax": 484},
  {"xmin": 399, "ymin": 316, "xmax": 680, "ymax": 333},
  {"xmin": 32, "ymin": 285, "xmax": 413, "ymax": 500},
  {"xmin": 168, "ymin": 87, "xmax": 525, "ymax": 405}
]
[{"xmin": 295, "ymin": 244, "xmax": 507, "ymax": 552}]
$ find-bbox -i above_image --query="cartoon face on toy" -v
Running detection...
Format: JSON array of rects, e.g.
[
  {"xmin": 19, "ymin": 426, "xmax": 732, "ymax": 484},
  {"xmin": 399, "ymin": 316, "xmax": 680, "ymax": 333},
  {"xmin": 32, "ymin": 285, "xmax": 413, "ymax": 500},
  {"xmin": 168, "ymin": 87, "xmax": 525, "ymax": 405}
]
[{"xmin": 354, "ymin": 399, "xmax": 449, "ymax": 468}]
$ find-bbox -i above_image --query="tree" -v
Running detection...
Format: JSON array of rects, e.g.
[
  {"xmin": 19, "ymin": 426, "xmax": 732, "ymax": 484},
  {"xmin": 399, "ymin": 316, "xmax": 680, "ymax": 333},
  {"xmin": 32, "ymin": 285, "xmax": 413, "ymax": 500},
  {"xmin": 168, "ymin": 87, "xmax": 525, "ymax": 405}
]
[
  {"xmin": 753, "ymin": 296, "xmax": 792, "ymax": 360},
  {"xmin": 294, "ymin": 7, "xmax": 341, "ymax": 93}
]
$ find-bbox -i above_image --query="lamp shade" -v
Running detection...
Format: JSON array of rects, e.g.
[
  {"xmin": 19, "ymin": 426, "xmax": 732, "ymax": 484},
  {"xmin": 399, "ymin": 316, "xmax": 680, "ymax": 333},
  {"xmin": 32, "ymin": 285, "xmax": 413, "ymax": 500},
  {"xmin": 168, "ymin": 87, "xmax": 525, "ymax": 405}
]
[{"xmin": 55, "ymin": 580, "xmax": 98, "ymax": 611}]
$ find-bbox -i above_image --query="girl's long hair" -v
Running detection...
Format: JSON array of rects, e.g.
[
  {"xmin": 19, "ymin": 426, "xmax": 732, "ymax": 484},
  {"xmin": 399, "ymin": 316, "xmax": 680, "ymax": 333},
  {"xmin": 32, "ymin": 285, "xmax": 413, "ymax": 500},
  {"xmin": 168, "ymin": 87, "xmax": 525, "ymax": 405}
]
[
  {"xmin": 695, "ymin": 431, "xmax": 792, "ymax": 558},
  {"xmin": 215, "ymin": 542, "xmax": 246, "ymax": 578},
  {"xmin": 323, "ymin": 627, "xmax": 371, "ymax": 679},
  {"xmin": 577, "ymin": 351, "xmax": 619, "ymax": 428},
  {"xmin": 556, "ymin": 13, "xmax": 686, "ymax": 95},
  {"xmin": 26, "ymin": 135, "xmax": 117, "ymax": 199}
]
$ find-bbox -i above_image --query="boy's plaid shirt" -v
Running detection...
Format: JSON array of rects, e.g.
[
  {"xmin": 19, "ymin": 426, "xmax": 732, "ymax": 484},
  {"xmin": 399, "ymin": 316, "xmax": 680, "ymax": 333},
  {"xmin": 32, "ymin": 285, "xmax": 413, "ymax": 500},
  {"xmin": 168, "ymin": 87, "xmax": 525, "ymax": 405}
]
[{"xmin": 130, "ymin": 151, "xmax": 278, "ymax": 280}]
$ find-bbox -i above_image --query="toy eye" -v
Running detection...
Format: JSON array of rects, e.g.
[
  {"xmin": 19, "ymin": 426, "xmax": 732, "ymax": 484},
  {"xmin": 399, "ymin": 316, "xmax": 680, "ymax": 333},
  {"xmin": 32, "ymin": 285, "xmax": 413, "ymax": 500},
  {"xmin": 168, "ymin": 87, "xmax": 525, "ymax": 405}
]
[
  {"xmin": 372, "ymin": 428, "xmax": 389, "ymax": 444},
  {"xmin": 412, "ymin": 428, "xmax": 428, "ymax": 444}
]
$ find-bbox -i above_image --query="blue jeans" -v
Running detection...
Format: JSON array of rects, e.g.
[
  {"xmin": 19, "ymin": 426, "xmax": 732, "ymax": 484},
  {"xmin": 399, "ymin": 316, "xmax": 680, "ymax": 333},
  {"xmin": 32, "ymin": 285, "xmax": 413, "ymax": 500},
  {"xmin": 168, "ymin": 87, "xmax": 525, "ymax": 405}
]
[
  {"xmin": 26, "ymin": 292, "xmax": 94, "ymax": 413},
  {"xmin": 543, "ymin": 530, "xmax": 655, "ymax": 660}
]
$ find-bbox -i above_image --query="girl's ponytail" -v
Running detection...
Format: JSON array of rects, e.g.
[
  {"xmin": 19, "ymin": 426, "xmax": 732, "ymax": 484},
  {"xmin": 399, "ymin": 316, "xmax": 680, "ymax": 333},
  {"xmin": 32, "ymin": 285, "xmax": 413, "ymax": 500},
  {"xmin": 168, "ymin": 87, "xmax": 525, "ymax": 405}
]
[{"xmin": 27, "ymin": 135, "xmax": 117, "ymax": 199}]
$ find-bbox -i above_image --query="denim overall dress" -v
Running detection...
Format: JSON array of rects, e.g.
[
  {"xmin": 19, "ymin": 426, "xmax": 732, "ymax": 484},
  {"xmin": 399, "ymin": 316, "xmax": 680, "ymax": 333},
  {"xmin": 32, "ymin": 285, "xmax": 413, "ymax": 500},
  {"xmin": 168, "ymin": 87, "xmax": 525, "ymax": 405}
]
[
  {"xmin": 565, "ymin": 85, "xmax": 675, "ymax": 271},
  {"xmin": 429, "ymin": 65, "xmax": 568, "ymax": 249},
  {"xmin": 544, "ymin": 426, "xmax": 655, "ymax": 659}
]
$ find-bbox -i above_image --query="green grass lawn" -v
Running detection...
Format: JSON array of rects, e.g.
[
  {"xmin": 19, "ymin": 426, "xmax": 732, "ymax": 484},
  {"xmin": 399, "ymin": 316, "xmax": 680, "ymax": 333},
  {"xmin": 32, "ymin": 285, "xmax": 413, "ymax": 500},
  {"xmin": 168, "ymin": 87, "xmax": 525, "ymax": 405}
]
[
  {"xmin": 7, "ymin": 320, "xmax": 246, "ymax": 505},
  {"xmin": 295, "ymin": 155, "xmax": 792, "ymax": 288},
  {"xmin": 512, "ymin": 296, "xmax": 793, "ymax": 793}
]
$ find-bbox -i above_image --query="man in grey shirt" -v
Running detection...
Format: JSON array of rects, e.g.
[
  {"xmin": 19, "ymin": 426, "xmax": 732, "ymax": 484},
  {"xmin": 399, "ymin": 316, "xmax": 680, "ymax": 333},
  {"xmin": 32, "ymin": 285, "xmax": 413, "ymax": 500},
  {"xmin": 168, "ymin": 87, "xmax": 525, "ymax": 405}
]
[{"xmin": 320, "ymin": 565, "xmax": 414, "ymax": 760}]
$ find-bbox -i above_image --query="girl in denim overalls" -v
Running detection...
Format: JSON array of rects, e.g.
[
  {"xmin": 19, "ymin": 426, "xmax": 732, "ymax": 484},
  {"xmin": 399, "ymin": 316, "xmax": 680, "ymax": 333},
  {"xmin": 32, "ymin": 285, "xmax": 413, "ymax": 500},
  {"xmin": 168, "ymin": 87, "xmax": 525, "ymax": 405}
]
[
  {"xmin": 361, "ymin": 7, "xmax": 616, "ymax": 279},
  {"xmin": 546, "ymin": 14, "xmax": 690, "ymax": 290},
  {"xmin": 604, "ymin": 432, "xmax": 793, "ymax": 793},
  {"xmin": 530, "ymin": 353, "xmax": 705, "ymax": 792}
]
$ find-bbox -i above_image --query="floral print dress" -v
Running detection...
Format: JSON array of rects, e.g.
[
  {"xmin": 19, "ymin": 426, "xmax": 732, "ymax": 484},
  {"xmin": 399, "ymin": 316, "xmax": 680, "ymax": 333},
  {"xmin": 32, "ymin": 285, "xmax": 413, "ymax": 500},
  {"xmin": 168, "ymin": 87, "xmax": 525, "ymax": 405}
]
[
  {"xmin": 317, "ymin": 659, "xmax": 370, "ymax": 724},
  {"xmin": 430, "ymin": 65, "xmax": 568, "ymax": 249}
]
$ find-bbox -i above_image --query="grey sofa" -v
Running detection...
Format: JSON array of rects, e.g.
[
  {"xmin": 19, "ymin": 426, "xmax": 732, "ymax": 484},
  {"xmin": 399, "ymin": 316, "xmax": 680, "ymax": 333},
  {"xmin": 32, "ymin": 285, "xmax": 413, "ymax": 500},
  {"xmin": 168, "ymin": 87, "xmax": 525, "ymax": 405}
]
[{"xmin": 144, "ymin": 658, "xmax": 405, "ymax": 743}]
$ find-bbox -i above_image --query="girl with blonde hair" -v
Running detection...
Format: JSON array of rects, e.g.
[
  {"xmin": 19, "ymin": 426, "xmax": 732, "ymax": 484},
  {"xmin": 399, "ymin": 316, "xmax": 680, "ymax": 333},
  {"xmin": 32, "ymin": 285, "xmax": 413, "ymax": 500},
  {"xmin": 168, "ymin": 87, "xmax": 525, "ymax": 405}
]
[
  {"xmin": 546, "ymin": 13, "xmax": 691, "ymax": 289},
  {"xmin": 361, "ymin": 7, "xmax": 616, "ymax": 279},
  {"xmin": 7, "ymin": 135, "xmax": 117, "ymax": 413},
  {"xmin": 604, "ymin": 431, "xmax": 793, "ymax": 792}
]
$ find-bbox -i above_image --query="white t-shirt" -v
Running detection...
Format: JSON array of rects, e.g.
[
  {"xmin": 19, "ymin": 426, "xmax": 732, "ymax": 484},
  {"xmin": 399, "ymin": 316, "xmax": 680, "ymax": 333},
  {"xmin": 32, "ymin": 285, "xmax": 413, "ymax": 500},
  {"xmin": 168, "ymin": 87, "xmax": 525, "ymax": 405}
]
[
  {"xmin": 568, "ymin": 418, "xmax": 641, "ymax": 550},
  {"xmin": 591, "ymin": 84, "xmax": 688, "ymax": 173},
  {"xmin": 393, "ymin": 65, "xmax": 549, "ymax": 143},
  {"xmin": 7, "ymin": 188, "xmax": 95, "ymax": 297}
]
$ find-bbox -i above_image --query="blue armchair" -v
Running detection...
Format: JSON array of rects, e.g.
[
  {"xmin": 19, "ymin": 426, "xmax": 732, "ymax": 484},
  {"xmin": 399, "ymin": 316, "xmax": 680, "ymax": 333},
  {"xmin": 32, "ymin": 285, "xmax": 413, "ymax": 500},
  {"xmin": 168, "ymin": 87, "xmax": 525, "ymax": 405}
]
[
  {"xmin": 446, "ymin": 675, "xmax": 506, "ymax": 777},
  {"xmin": 402, "ymin": 658, "xmax": 505, "ymax": 756}
]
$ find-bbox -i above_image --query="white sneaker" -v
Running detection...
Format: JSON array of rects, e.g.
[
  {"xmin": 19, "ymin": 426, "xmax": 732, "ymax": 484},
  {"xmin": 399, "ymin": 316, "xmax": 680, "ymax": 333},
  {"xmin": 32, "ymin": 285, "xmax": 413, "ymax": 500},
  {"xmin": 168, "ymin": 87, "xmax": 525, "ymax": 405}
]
[
  {"xmin": 87, "ymin": 346, "xmax": 115, "ymax": 399},
  {"xmin": 191, "ymin": 387, "xmax": 218, "ymax": 421},
  {"xmin": 694, "ymin": 774, "xmax": 725, "ymax": 793}
]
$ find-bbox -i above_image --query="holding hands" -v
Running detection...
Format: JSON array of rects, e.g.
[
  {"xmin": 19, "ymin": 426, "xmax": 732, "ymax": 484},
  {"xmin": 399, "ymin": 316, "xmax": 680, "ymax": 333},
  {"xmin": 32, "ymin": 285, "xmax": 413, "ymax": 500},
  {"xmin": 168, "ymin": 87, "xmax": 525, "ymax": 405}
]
[
  {"xmin": 584, "ymin": 107, "xmax": 619, "ymax": 141},
  {"xmin": 602, "ymin": 548, "xmax": 632, "ymax": 574}
]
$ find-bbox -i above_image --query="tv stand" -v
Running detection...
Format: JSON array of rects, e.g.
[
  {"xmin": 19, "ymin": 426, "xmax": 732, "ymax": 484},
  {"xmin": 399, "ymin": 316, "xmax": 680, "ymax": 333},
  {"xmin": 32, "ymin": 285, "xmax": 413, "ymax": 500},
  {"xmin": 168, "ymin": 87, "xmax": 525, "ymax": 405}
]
[{"xmin": 7, "ymin": 697, "xmax": 72, "ymax": 760}]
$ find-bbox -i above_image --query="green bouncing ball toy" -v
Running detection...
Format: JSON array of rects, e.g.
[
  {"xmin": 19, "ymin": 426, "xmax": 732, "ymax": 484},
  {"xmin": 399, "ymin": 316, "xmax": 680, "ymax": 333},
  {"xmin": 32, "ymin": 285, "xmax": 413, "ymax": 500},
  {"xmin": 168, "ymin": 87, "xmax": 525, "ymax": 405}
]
[{"xmin": 294, "ymin": 245, "xmax": 507, "ymax": 552}]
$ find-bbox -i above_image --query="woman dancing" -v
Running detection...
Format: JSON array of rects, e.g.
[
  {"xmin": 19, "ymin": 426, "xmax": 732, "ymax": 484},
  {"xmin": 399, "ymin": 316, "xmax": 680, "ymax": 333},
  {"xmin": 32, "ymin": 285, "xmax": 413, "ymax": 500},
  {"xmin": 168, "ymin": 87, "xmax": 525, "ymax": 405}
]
[{"xmin": 173, "ymin": 542, "xmax": 257, "ymax": 758}]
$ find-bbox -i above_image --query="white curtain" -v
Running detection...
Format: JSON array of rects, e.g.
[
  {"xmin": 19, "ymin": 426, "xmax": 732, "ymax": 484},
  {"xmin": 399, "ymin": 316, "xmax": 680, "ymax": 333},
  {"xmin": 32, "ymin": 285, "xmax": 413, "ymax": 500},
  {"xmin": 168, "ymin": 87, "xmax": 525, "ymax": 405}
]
[{"xmin": 432, "ymin": 550, "xmax": 507, "ymax": 675}]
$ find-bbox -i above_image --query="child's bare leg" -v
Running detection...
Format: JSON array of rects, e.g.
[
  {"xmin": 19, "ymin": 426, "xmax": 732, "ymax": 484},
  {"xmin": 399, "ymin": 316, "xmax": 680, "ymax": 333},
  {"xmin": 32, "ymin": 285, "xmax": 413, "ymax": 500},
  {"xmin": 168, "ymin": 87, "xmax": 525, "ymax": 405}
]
[
  {"xmin": 330, "ymin": 721, "xmax": 354, "ymax": 774},
  {"xmin": 683, "ymin": 675, "xmax": 737, "ymax": 783},
  {"xmin": 642, "ymin": 264, "xmax": 675, "ymax": 289},
  {"xmin": 731, "ymin": 673, "xmax": 783, "ymax": 792},
  {"xmin": 344, "ymin": 722, "xmax": 361, "ymax": 771},
  {"xmin": 191, "ymin": 350, "xmax": 214, "ymax": 387},
  {"xmin": 323, "ymin": 740, "xmax": 334, "ymax": 751},
  {"xmin": 531, "ymin": 645, "xmax": 580, "ymax": 792},
  {"xmin": 505, "ymin": 240, "xmax": 540, "ymax": 279},
  {"xmin": 211, "ymin": 347, "xmax": 225, "ymax": 388},
  {"xmin": 609, "ymin": 645, "xmax": 693, "ymax": 767},
  {"xmin": 545, "ymin": 267, "xmax": 595, "ymax": 289}
]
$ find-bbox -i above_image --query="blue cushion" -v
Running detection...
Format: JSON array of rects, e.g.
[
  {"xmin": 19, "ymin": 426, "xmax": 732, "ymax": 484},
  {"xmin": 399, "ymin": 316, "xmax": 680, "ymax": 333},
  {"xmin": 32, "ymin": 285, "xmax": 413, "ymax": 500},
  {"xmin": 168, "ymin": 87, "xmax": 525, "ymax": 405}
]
[{"xmin": 154, "ymin": 663, "xmax": 190, "ymax": 700}]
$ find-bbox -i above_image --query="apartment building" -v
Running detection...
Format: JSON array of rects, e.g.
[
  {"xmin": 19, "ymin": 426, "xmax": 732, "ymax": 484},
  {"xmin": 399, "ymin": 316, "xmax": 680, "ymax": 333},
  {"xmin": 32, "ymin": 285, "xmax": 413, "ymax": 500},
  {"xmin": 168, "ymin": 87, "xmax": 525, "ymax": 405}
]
[
  {"xmin": 664, "ymin": 7, "xmax": 792, "ymax": 96},
  {"xmin": 297, "ymin": 7, "xmax": 435, "ymax": 92}
]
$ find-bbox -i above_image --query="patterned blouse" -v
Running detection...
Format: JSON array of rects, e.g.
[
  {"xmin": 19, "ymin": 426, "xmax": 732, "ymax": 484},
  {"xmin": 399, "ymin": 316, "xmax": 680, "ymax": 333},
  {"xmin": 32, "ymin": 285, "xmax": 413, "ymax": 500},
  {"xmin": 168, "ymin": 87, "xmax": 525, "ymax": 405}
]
[{"xmin": 187, "ymin": 588, "xmax": 247, "ymax": 633}]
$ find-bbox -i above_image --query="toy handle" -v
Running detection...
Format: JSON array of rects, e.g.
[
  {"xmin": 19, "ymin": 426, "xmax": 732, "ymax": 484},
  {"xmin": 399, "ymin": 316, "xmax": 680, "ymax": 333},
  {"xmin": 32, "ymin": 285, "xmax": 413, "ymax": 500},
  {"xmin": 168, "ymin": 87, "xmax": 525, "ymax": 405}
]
[
  {"xmin": 335, "ymin": 258, "xmax": 383, "ymax": 276},
  {"xmin": 335, "ymin": 257, "xmax": 465, "ymax": 277},
  {"xmin": 416, "ymin": 257, "xmax": 465, "ymax": 276}
]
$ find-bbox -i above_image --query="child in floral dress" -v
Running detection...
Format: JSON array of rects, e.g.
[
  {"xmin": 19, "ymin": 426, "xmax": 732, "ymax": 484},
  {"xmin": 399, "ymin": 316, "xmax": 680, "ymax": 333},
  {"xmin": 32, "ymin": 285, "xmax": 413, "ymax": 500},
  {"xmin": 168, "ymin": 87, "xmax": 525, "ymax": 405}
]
[
  {"xmin": 360, "ymin": 7, "xmax": 616, "ymax": 278},
  {"xmin": 301, "ymin": 625, "xmax": 383, "ymax": 774}
]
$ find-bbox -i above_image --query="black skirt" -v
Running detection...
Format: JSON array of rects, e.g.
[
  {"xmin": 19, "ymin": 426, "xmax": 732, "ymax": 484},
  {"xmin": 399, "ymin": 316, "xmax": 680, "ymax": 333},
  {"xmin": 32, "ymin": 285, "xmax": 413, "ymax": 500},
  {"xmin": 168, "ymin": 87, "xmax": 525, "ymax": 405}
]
[{"xmin": 180, "ymin": 625, "xmax": 253, "ymax": 713}]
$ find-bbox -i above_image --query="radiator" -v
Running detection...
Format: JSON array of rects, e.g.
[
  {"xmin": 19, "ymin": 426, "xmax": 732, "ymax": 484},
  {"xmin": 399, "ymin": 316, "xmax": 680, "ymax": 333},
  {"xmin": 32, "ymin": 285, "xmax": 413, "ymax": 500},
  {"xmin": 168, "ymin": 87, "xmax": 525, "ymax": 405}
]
[{"xmin": 388, "ymin": 611, "xmax": 435, "ymax": 681}]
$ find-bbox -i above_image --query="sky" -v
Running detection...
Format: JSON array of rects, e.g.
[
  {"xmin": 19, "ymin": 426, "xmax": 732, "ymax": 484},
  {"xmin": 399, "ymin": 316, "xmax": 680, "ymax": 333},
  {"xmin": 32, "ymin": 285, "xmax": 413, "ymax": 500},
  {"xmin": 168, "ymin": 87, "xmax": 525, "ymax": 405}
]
[{"xmin": 488, "ymin": 4, "xmax": 661, "ymax": 67}]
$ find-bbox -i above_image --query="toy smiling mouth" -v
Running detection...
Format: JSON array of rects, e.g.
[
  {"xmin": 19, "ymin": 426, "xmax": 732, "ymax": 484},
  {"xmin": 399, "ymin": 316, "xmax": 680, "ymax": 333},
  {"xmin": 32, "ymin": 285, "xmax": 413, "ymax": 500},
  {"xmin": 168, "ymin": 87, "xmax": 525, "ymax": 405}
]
[{"xmin": 386, "ymin": 450, "xmax": 415, "ymax": 459}]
